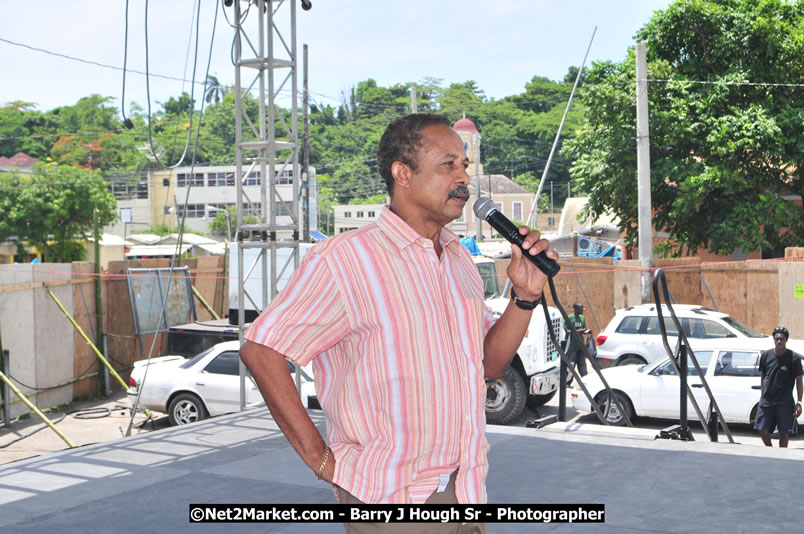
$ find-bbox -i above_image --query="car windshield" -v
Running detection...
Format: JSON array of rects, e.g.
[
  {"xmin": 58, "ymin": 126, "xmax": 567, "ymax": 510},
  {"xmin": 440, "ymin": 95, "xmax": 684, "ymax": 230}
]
[
  {"xmin": 180, "ymin": 346, "xmax": 215, "ymax": 369},
  {"xmin": 653, "ymin": 351, "xmax": 712, "ymax": 376},
  {"xmin": 720, "ymin": 316, "xmax": 766, "ymax": 338},
  {"xmin": 476, "ymin": 262, "xmax": 500, "ymax": 299}
]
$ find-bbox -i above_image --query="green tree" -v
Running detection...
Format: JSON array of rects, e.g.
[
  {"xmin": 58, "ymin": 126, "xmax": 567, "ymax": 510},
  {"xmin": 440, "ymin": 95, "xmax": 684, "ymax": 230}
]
[
  {"xmin": 0, "ymin": 164, "xmax": 117, "ymax": 262},
  {"xmin": 564, "ymin": 0, "xmax": 803, "ymax": 257},
  {"xmin": 438, "ymin": 81, "xmax": 486, "ymax": 121},
  {"xmin": 208, "ymin": 207, "xmax": 258, "ymax": 239},
  {"xmin": 204, "ymin": 74, "xmax": 227, "ymax": 104},
  {"xmin": 0, "ymin": 101, "xmax": 58, "ymax": 159}
]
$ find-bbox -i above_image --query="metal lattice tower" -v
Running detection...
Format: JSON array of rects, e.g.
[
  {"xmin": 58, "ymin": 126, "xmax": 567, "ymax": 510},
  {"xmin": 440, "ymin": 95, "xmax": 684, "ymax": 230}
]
[{"xmin": 233, "ymin": 0, "xmax": 300, "ymax": 408}]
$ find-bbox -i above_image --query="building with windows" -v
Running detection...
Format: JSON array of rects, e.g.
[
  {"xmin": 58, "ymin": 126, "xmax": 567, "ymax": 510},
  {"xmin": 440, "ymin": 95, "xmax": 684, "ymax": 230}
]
[
  {"xmin": 333, "ymin": 203, "xmax": 385, "ymax": 234},
  {"xmin": 105, "ymin": 164, "xmax": 317, "ymax": 239}
]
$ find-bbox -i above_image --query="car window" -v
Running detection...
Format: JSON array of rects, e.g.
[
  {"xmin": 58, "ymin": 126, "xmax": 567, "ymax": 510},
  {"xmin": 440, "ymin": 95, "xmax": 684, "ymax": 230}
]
[
  {"xmin": 615, "ymin": 316, "xmax": 642, "ymax": 334},
  {"xmin": 203, "ymin": 351, "xmax": 241, "ymax": 376},
  {"xmin": 180, "ymin": 346, "xmax": 215, "ymax": 369},
  {"xmin": 475, "ymin": 262, "xmax": 500, "ymax": 299},
  {"xmin": 715, "ymin": 351, "xmax": 760, "ymax": 377},
  {"xmin": 687, "ymin": 319, "xmax": 732, "ymax": 339},
  {"xmin": 654, "ymin": 360, "xmax": 677, "ymax": 375},
  {"xmin": 688, "ymin": 350, "xmax": 711, "ymax": 376},
  {"xmin": 720, "ymin": 316, "xmax": 765, "ymax": 338},
  {"xmin": 653, "ymin": 351, "xmax": 711, "ymax": 376},
  {"xmin": 643, "ymin": 316, "xmax": 680, "ymax": 336}
]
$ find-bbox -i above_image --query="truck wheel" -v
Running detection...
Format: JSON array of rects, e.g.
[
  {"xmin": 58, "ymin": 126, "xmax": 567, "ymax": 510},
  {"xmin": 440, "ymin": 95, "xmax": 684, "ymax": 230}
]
[
  {"xmin": 485, "ymin": 367, "xmax": 526, "ymax": 425},
  {"xmin": 527, "ymin": 390, "xmax": 557, "ymax": 408},
  {"xmin": 168, "ymin": 393, "xmax": 208, "ymax": 426}
]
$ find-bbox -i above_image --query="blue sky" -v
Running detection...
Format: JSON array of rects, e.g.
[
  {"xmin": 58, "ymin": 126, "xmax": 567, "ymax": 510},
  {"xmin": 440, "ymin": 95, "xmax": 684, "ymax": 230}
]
[{"xmin": 0, "ymin": 0, "xmax": 672, "ymax": 113}]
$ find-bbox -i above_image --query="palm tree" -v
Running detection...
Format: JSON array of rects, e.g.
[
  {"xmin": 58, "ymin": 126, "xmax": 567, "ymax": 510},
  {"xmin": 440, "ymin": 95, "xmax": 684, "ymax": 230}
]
[{"xmin": 204, "ymin": 75, "xmax": 226, "ymax": 104}]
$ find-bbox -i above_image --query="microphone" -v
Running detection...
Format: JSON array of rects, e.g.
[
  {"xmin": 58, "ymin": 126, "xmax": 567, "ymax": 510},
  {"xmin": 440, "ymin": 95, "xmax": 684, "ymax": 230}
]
[{"xmin": 473, "ymin": 197, "xmax": 561, "ymax": 278}]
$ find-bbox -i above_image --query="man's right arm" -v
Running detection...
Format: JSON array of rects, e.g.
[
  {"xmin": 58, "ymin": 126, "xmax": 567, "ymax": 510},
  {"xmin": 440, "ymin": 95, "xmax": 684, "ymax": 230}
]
[{"xmin": 240, "ymin": 340, "xmax": 335, "ymax": 482}]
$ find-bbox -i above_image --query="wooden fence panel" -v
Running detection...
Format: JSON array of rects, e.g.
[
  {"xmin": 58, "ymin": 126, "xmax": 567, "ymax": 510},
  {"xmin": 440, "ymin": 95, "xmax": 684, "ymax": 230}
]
[{"xmin": 655, "ymin": 258, "xmax": 702, "ymax": 306}]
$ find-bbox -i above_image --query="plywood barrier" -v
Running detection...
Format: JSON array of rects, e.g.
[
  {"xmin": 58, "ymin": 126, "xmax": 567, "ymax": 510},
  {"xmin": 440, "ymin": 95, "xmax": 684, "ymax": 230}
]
[
  {"xmin": 2, "ymin": 249, "xmax": 801, "ymax": 414},
  {"xmin": 655, "ymin": 258, "xmax": 702, "ymax": 306},
  {"xmin": 71, "ymin": 262, "xmax": 100, "ymax": 398},
  {"xmin": 778, "ymin": 261, "xmax": 804, "ymax": 336}
]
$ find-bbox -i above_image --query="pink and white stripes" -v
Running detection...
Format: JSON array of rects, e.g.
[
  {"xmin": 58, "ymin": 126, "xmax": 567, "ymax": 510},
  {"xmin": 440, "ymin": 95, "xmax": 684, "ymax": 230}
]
[{"xmin": 246, "ymin": 207, "xmax": 495, "ymax": 504}]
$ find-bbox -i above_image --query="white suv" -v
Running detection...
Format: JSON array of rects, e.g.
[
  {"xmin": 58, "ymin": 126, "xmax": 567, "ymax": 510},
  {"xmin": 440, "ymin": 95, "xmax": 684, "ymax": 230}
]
[{"xmin": 594, "ymin": 304, "xmax": 790, "ymax": 367}]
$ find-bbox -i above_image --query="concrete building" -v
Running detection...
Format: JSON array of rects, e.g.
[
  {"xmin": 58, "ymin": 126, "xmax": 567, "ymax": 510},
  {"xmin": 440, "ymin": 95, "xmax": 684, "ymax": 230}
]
[
  {"xmin": 106, "ymin": 164, "xmax": 318, "ymax": 239},
  {"xmin": 332, "ymin": 203, "xmax": 385, "ymax": 235}
]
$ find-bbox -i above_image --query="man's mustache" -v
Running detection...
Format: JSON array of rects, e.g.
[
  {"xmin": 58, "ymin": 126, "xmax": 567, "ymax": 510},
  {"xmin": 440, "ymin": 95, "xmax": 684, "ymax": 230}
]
[{"xmin": 448, "ymin": 186, "xmax": 470, "ymax": 199}]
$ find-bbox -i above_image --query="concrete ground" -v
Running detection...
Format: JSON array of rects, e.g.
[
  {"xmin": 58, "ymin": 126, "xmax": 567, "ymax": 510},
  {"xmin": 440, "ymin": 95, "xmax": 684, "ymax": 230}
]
[{"xmin": 0, "ymin": 390, "xmax": 170, "ymax": 465}]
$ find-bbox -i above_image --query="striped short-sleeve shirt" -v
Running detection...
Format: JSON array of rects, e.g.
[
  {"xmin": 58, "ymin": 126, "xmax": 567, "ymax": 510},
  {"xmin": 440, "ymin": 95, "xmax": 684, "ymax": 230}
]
[{"xmin": 245, "ymin": 207, "xmax": 496, "ymax": 504}]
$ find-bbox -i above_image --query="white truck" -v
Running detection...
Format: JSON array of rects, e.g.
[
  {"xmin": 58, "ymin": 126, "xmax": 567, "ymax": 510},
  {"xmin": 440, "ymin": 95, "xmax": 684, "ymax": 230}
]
[{"xmin": 474, "ymin": 256, "xmax": 564, "ymax": 424}]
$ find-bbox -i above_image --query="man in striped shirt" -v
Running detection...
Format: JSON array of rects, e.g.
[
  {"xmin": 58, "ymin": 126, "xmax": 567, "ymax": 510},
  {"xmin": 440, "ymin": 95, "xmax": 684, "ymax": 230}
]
[{"xmin": 241, "ymin": 114, "xmax": 557, "ymax": 531}]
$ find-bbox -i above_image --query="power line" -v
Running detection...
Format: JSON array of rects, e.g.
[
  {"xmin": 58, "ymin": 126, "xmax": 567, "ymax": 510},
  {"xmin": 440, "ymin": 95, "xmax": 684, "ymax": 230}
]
[
  {"xmin": 0, "ymin": 36, "xmax": 197, "ymax": 86},
  {"xmin": 643, "ymin": 78, "xmax": 804, "ymax": 88}
]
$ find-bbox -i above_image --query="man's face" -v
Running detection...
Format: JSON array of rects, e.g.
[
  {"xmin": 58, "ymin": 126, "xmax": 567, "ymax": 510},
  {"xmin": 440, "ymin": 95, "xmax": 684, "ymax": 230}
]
[
  {"xmin": 773, "ymin": 333, "xmax": 787, "ymax": 352},
  {"xmin": 403, "ymin": 124, "xmax": 471, "ymax": 225}
]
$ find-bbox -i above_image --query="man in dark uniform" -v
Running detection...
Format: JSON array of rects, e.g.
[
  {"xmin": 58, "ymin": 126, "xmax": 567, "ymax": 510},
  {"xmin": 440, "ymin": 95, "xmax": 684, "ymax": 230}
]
[
  {"xmin": 563, "ymin": 302, "xmax": 591, "ymax": 379},
  {"xmin": 755, "ymin": 326, "xmax": 803, "ymax": 447}
]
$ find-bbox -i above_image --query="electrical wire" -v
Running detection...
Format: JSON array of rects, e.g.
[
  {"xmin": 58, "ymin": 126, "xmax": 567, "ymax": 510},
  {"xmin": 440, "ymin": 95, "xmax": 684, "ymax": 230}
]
[
  {"xmin": 180, "ymin": 0, "xmax": 200, "ymax": 96},
  {"xmin": 0, "ymin": 36, "xmax": 198, "ymax": 86},
  {"xmin": 143, "ymin": 0, "xmax": 201, "ymax": 169},
  {"xmin": 120, "ymin": 0, "xmax": 132, "ymax": 128},
  {"xmin": 125, "ymin": 0, "xmax": 220, "ymax": 437}
]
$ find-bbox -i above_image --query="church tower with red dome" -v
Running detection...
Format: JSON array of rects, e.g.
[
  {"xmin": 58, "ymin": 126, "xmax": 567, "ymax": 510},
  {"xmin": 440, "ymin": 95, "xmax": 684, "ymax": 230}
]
[{"xmin": 452, "ymin": 116, "xmax": 483, "ymax": 177}]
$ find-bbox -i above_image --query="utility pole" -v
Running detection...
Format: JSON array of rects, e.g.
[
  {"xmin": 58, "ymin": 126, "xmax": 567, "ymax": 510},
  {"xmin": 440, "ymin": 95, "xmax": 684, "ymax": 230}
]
[
  {"xmin": 550, "ymin": 182, "xmax": 554, "ymax": 215},
  {"xmin": 636, "ymin": 42, "xmax": 653, "ymax": 303},
  {"xmin": 410, "ymin": 85, "xmax": 417, "ymax": 113},
  {"xmin": 93, "ymin": 207, "xmax": 105, "ymax": 396},
  {"xmin": 474, "ymin": 133, "xmax": 482, "ymax": 240},
  {"xmin": 303, "ymin": 43, "xmax": 310, "ymax": 243}
]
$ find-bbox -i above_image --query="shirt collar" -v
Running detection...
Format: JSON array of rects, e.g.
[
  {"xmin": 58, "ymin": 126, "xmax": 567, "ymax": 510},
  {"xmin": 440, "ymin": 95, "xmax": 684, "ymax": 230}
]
[{"xmin": 376, "ymin": 206, "xmax": 461, "ymax": 253}]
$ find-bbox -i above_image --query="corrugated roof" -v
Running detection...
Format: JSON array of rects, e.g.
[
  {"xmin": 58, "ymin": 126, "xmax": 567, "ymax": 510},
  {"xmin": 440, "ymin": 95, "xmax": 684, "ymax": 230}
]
[
  {"xmin": 468, "ymin": 174, "xmax": 531, "ymax": 195},
  {"xmin": 0, "ymin": 152, "xmax": 38, "ymax": 169}
]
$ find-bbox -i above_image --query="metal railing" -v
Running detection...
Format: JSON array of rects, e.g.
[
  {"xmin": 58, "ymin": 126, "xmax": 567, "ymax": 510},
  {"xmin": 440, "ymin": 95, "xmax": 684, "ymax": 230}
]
[
  {"xmin": 539, "ymin": 276, "xmax": 635, "ymax": 427},
  {"xmin": 652, "ymin": 269, "xmax": 734, "ymax": 443}
]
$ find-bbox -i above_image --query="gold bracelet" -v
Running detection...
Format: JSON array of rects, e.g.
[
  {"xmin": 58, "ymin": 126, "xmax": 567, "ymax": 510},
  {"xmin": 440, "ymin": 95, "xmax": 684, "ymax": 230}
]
[{"xmin": 316, "ymin": 446, "xmax": 331, "ymax": 480}]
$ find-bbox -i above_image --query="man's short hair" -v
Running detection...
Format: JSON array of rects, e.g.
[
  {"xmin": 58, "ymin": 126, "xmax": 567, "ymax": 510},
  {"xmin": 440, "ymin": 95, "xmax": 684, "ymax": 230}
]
[
  {"xmin": 573, "ymin": 302, "xmax": 584, "ymax": 311},
  {"xmin": 773, "ymin": 326, "xmax": 789, "ymax": 339},
  {"xmin": 377, "ymin": 113, "xmax": 452, "ymax": 197}
]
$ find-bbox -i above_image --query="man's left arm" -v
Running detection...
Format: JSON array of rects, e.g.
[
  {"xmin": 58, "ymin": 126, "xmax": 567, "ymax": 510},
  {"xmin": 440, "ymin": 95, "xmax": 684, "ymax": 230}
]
[{"xmin": 483, "ymin": 228, "xmax": 557, "ymax": 378}]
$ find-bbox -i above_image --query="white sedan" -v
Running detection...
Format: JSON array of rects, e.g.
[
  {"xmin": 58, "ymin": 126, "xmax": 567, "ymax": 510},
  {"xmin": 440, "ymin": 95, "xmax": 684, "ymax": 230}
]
[
  {"xmin": 127, "ymin": 341, "xmax": 316, "ymax": 426},
  {"xmin": 570, "ymin": 338, "xmax": 804, "ymax": 427}
]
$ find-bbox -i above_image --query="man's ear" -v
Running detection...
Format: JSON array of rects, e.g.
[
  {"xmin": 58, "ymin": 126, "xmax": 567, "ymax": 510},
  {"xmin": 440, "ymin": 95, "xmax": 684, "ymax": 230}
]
[{"xmin": 391, "ymin": 161, "xmax": 411, "ymax": 190}]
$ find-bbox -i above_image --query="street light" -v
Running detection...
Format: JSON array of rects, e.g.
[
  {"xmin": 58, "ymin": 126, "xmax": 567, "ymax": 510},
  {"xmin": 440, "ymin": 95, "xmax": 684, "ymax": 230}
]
[{"xmin": 205, "ymin": 205, "xmax": 232, "ymax": 242}]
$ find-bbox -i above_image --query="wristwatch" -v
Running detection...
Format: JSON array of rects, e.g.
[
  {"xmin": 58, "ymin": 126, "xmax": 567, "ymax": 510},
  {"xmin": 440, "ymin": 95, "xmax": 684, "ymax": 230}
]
[{"xmin": 510, "ymin": 288, "xmax": 538, "ymax": 310}]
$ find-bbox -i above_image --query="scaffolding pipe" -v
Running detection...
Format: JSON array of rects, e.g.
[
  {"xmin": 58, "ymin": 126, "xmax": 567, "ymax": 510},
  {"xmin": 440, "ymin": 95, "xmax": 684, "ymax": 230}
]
[
  {"xmin": 192, "ymin": 286, "xmax": 221, "ymax": 321},
  {"xmin": 0, "ymin": 369, "xmax": 76, "ymax": 448},
  {"xmin": 46, "ymin": 290, "xmax": 132, "ymax": 397}
]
